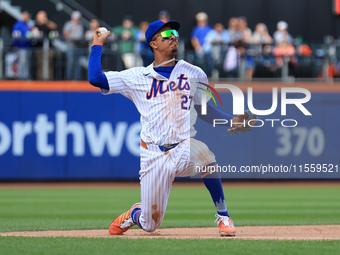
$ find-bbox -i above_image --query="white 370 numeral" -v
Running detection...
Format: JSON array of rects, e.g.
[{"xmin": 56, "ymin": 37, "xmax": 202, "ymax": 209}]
[{"xmin": 275, "ymin": 127, "xmax": 325, "ymax": 157}]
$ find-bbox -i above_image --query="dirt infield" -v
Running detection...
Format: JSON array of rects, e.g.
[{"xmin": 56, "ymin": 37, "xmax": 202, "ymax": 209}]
[{"xmin": 1, "ymin": 225, "xmax": 340, "ymax": 240}]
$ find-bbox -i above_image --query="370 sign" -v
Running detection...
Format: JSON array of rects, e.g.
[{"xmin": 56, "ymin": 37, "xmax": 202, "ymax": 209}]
[{"xmin": 200, "ymin": 84, "xmax": 312, "ymax": 128}]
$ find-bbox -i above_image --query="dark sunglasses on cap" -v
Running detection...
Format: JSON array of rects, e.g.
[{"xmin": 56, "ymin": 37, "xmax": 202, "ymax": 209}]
[{"xmin": 152, "ymin": 29, "xmax": 179, "ymax": 41}]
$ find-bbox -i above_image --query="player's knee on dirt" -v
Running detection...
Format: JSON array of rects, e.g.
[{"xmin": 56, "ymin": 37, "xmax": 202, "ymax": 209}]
[
  {"xmin": 141, "ymin": 223, "xmax": 158, "ymax": 232},
  {"xmin": 140, "ymin": 205, "xmax": 164, "ymax": 232},
  {"xmin": 140, "ymin": 218, "xmax": 162, "ymax": 232}
]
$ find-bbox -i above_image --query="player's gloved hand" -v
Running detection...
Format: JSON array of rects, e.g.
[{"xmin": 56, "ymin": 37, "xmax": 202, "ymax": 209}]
[
  {"xmin": 92, "ymin": 28, "xmax": 111, "ymax": 45},
  {"xmin": 227, "ymin": 110, "xmax": 257, "ymax": 135}
]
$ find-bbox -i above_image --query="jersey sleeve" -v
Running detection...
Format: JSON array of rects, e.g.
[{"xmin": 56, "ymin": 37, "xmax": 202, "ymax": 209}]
[
  {"xmin": 193, "ymin": 71, "xmax": 212, "ymax": 105},
  {"xmin": 102, "ymin": 69, "xmax": 133, "ymax": 100}
]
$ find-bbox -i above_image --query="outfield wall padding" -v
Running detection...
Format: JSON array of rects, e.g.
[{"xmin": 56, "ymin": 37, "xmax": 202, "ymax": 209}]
[{"xmin": 0, "ymin": 81, "xmax": 339, "ymax": 180}]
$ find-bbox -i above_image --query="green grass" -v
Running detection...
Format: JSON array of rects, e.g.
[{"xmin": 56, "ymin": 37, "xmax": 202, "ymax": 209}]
[
  {"xmin": 0, "ymin": 185, "xmax": 339, "ymax": 231},
  {"xmin": 0, "ymin": 184, "xmax": 340, "ymax": 255},
  {"xmin": 167, "ymin": 186, "xmax": 340, "ymax": 227},
  {"xmin": 0, "ymin": 187, "xmax": 137, "ymax": 232},
  {"xmin": 0, "ymin": 237, "xmax": 339, "ymax": 255}
]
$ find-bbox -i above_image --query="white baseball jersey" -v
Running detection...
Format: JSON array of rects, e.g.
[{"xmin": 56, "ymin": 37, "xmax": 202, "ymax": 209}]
[
  {"xmin": 103, "ymin": 60, "xmax": 210, "ymax": 145},
  {"xmin": 103, "ymin": 60, "xmax": 216, "ymax": 232}
]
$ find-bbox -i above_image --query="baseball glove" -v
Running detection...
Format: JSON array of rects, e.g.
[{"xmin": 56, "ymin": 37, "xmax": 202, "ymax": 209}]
[{"xmin": 227, "ymin": 110, "xmax": 257, "ymax": 135}]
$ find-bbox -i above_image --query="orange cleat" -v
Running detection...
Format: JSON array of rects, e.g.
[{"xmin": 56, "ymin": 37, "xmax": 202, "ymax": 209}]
[
  {"xmin": 109, "ymin": 202, "xmax": 141, "ymax": 235},
  {"xmin": 215, "ymin": 214, "xmax": 236, "ymax": 236}
]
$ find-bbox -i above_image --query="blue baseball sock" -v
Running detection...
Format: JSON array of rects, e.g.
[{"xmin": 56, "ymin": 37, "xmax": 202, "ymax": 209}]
[
  {"xmin": 202, "ymin": 171, "xmax": 230, "ymax": 217},
  {"xmin": 131, "ymin": 208, "xmax": 142, "ymax": 228}
]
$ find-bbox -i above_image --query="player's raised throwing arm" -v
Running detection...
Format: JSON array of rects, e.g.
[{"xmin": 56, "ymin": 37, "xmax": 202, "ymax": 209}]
[{"xmin": 88, "ymin": 28, "xmax": 111, "ymax": 90}]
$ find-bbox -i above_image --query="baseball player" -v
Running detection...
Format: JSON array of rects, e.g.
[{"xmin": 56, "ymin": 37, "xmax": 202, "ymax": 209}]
[{"xmin": 88, "ymin": 19, "xmax": 250, "ymax": 236}]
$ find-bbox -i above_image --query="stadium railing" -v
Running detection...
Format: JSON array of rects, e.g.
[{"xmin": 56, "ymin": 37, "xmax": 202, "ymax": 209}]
[{"xmin": 0, "ymin": 37, "xmax": 338, "ymax": 82}]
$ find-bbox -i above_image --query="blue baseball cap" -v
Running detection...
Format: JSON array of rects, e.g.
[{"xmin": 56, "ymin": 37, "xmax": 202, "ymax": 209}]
[{"xmin": 145, "ymin": 19, "xmax": 180, "ymax": 45}]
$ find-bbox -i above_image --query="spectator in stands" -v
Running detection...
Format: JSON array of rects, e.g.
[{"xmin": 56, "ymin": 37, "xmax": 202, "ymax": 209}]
[
  {"xmin": 273, "ymin": 21, "xmax": 293, "ymax": 45},
  {"xmin": 62, "ymin": 10, "xmax": 84, "ymax": 80},
  {"xmin": 135, "ymin": 21, "xmax": 153, "ymax": 66},
  {"xmin": 85, "ymin": 19, "xmax": 114, "ymax": 44},
  {"xmin": 203, "ymin": 23, "xmax": 230, "ymax": 76},
  {"xmin": 259, "ymin": 44, "xmax": 280, "ymax": 77},
  {"xmin": 203, "ymin": 23, "xmax": 230, "ymax": 53},
  {"xmin": 237, "ymin": 16, "xmax": 252, "ymax": 43},
  {"xmin": 158, "ymin": 10, "xmax": 171, "ymax": 22},
  {"xmin": 31, "ymin": 10, "xmax": 58, "ymax": 80},
  {"xmin": 85, "ymin": 19, "xmax": 99, "ymax": 42},
  {"xmin": 227, "ymin": 17, "xmax": 243, "ymax": 43},
  {"xmin": 272, "ymin": 41, "xmax": 296, "ymax": 66},
  {"xmin": 326, "ymin": 61, "xmax": 340, "ymax": 79},
  {"xmin": 80, "ymin": 19, "xmax": 100, "ymax": 72},
  {"xmin": 223, "ymin": 40, "xmax": 255, "ymax": 80},
  {"xmin": 296, "ymin": 42, "xmax": 313, "ymax": 56},
  {"xmin": 112, "ymin": 15, "xmax": 140, "ymax": 69},
  {"xmin": 190, "ymin": 12, "xmax": 212, "ymax": 67},
  {"xmin": 12, "ymin": 10, "xmax": 32, "ymax": 80},
  {"xmin": 247, "ymin": 23, "xmax": 273, "ymax": 78},
  {"xmin": 272, "ymin": 40, "xmax": 297, "ymax": 76},
  {"xmin": 250, "ymin": 23, "xmax": 273, "ymax": 44}
]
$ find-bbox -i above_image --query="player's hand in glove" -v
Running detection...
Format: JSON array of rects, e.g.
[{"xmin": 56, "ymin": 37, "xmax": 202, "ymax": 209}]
[{"xmin": 227, "ymin": 110, "xmax": 257, "ymax": 135}]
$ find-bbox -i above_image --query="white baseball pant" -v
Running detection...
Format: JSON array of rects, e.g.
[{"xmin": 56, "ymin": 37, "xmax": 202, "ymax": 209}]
[{"xmin": 138, "ymin": 137, "xmax": 215, "ymax": 232}]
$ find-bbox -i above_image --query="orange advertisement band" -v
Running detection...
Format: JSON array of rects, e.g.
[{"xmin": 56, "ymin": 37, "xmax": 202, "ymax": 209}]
[{"xmin": 0, "ymin": 81, "xmax": 339, "ymax": 93}]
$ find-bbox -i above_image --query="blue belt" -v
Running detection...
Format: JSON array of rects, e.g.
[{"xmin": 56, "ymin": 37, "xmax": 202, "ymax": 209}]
[
  {"xmin": 158, "ymin": 143, "xmax": 179, "ymax": 152},
  {"xmin": 141, "ymin": 140, "xmax": 179, "ymax": 152}
]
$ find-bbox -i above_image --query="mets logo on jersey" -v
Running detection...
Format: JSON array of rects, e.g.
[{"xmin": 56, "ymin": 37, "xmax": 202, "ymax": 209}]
[{"xmin": 146, "ymin": 74, "xmax": 190, "ymax": 100}]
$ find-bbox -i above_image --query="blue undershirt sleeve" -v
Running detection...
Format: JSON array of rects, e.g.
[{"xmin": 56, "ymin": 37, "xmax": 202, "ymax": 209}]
[
  {"xmin": 88, "ymin": 45, "xmax": 109, "ymax": 90},
  {"xmin": 195, "ymin": 103, "xmax": 234, "ymax": 126}
]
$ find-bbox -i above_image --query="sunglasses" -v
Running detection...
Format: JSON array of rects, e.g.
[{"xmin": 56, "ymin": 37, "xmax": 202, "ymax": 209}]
[{"xmin": 152, "ymin": 29, "xmax": 179, "ymax": 41}]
